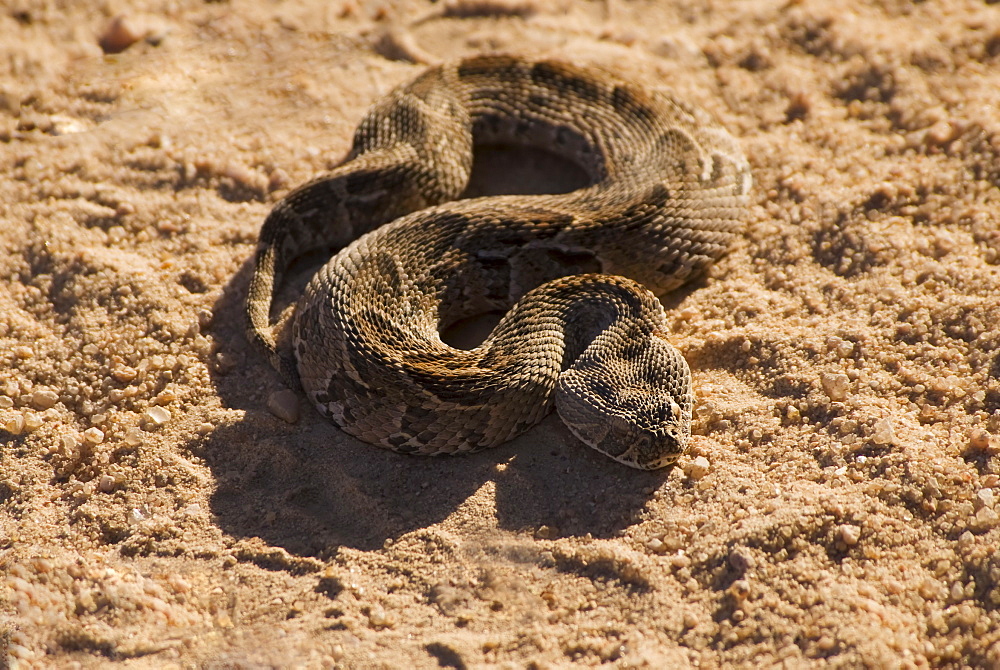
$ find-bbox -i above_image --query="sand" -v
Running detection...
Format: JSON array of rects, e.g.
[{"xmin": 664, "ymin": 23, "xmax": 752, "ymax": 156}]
[{"xmin": 2, "ymin": 0, "xmax": 1000, "ymax": 667}]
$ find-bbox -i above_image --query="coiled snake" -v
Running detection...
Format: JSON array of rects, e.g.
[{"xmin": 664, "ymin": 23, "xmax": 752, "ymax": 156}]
[{"xmin": 246, "ymin": 55, "xmax": 751, "ymax": 469}]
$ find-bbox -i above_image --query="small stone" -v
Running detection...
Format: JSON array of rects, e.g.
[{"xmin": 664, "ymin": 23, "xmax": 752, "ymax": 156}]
[
  {"xmin": 971, "ymin": 506, "xmax": 1000, "ymax": 532},
  {"xmin": 728, "ymin": 579, "xmax": 750, "ymax": 601},
  {"xmin": 124, "ymin": 427, "xmax": 144, "ymax": 446},
  {"xmin": 154, "ymin": 389, "xmax": 177, "ymax": 405},
  {"xmin": 60, "ymin": 434, "xmax": 79, "ymax": 455},
  {"xmin": 4, "ymin": 414, "xmax": 25, "ymax": 435},
  {"xmin": 646, "ymin": 537, "xmax": 666, "ymax": 553},
  {"xmin": 111, "ymin": 365, "xmax": 138, "ymax": 383},
  {"xmin": 32, "ymin": 388, "xmax": 59, "ymax": 409},
  {"xmin": 143, "ymin": 406, "xmax": 171, "ymax": 428},
  {"xmin": 99, "ymin": 14, "xmax": 146, "ymax": 54},
  {"xmin": 83, "ymin": 427, "xmax": 105, "ymax": 445},
  {"xmin": 871, "ymin": 418, "xmax": 895, "ymax": 445},
  {"xmin": 969, "ymin": 428, "xmax": 992, "ymax": 451},
  {"xmin": 23, "ymin": 412, "xmax": 43, "ymax": 431},
  {"xmin": 367, "ymin": 605, "xmax": 394, "ymax": 629},
  {"xmin": 975, "ymin": 488, "xmax": 995, "ymax": 511},
  {"xmin": 838, "ymin": 524, "xmax": 861, "ymax": 546},
  {"xmin": 0, "ymin": 396, "xmax": 12, "ymax": 409},
  {"xmin": 534, "ymin": 525, "xmax": 558, "ymax": 540},
  {"xmin": 728, "ymin": 547, "xmax": 756, "ymax": 573},
  {"xmin": 196, "ymin": 422, "xmax": 214, "ymax": 435},
  {"xmin": 670, "ymin": 552, "xmax": 691, "ymax": 569},
  {"xmin": 926, "ymin": 120, "xmax": 958, "ymax": 146},
  {"xmin": 214, "ymin": 351, "xmax": 238, "ymax": 375},
  {"xmin": 821, "ymin": 372, "xmax": 850, "ymax": 401},
  {"xmin": 166, "ymin": 574, "xmax": 192, "ymax": 594},
  {"xmin": 98, "ymin": 474, "xmax": 116, "ymax": 493},
  {"xmin": 196, "ymin": 308, "xmax": 214, "ymax": 329},
  {"xmin": 267, "ymin": 389, "xmax": 300, "ymax": 423},
  {"xmin": 684, "ymin": 455, "xmax": 711, "ymax": 480}
]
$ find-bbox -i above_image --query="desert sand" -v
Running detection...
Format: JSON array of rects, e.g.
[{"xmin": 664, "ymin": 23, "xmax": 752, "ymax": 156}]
[{"xmin": 2, "ymin": 0, "xmax": 1000, "ymax": 667}]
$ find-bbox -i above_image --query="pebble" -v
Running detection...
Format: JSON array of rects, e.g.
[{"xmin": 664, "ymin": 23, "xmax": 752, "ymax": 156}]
[
  {"xmin": 367, "ymin": 605, "xmax": 395, "ymax": 629},
  {"xmin": 99, "ymin": 14, "xmax": 146, "ymax": 54},
  {"xmin": 968, "ymin": 428, "xmax": 993, "ymax": 452},
  {"xmin": 728, "ymin": 547, "xmax": 756, "ymax": 573},
  {"xmin": 23, "ymin": 412, "xmax": 43, "ymax": 431},
  {"xmin": 971, "ymin": 506, "xmax": 999, "ymax": 532},
  {"xmin": 143, "ymin": 406, "xmax": 171, "ymax": 428},
  {"xmin": 926, "ymin": 119, "xmax": 958, "ymax": 146},
  {"xmin": 83, "ymin": 427, "xmax": 105, "ymax": 445},
  {"xmin": 5, "ymin": 414, "xmax": 25, "ymax": 435},
  {"xmin": 59, "ymin": 434, "xmax": 79, "ymax": 455},
  {"xmin": 728, "ymin": 579, "xmax": 751, "ymax": 601},
  {"xmin": 684, "ymin": 455, "xmax": 711, "ymax": 480},
  {"xmin": 826, "ymin": 336, "xmax": 854, "ymax": 358},
  {"xmin": 837, "ymin": 524, "xmax": 861, "ymax": 546},
  {"xmin": 98, "ymin": 474, "xmax": 116, "ymax": 493},
  {"xmin": 534, "ymin": 525, "xmax": 558, "ymax": 540},
  {"xmin": 871, "ymin": 418, "xmax": 895, "ymax": 445},
  {"xmin": 975, "ymin": 488, "xmax": 995, "ymax": 510},
  {"xmin": 112, "ymin": 365, "xmax": 138, "ymax": 383},
  {"xmin": 820, "ymin": 372, "xmax": 850, "ymax": 401},
  {"xmin": 267, "ymin": 389, "xmax": 300, "ymax": 424},
  {"xmin": 32, "ymin": 388, "xmax": 59, "ymax": 409}
]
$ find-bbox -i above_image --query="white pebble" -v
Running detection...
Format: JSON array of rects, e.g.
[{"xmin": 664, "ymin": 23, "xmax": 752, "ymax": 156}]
[
  {"xmin": 367, "ymin": 605, "xmax": 394, "ymax": 628},
  {"xmin": 4, "ymin": 414, "xmax": 25, "ymax": 435},
  {"xmin": 23, "ymin": 412, "xmax": 43, "ymax": 431},
  {"xmin": 871, "ymin": 418, "xmax": 895, "ymax": 445},
  {"xmin": 60, "ymin": 434, "xmax": 79, "ymax": 454},
  {"xmin": 969, "ymin": 428, "xmax": 992, "ymax": 451},
  {"xmin": 143, "ymin": 406, "xmax": 171, "ymax": 427},
  {"xmin": 267, "ymin": 390, "xmax": 300, "ymax": 424},
  {"xmin": 975, "ymin": 488, "xmax": 995, "ymax": 510},
  {"xmin": 821, "ymin": 372, "xmax": 850, "ymax": 401},
  {"xmin": 684, "ymin": 455, "xmax": 711, "ymax": 480},
  {"xmin": 973, "ymin": 506, "xmax": 1000, "ymax": 531},
  {"xmin": 124, "ymin": 427, "xmax": 144, "ymax": 446},
  {"xmin": 838, "ymin": 524, "xmax": 861, "ymax": 546},
  {"xmin": 83, "ymin": 427, "xmax": 105, "ymax": 445},
  {"xmin": 32, "ymin": 388, "xmax": 59, "ymax": 409}
]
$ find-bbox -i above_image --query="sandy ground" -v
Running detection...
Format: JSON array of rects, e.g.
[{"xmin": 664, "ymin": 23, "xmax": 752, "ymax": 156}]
[{"xmin": 2, "ymin": 0, "xmax": 1000, "ymax": 667}]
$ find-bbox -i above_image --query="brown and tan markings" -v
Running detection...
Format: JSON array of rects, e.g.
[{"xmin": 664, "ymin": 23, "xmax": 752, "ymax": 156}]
[{"xmin": 246, "ymin": 55, "xmax": 751, "ymax": 469}]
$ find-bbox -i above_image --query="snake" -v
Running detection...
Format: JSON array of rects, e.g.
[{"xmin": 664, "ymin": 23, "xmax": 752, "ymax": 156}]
[{"xmin": 245, "ymin": 55, "xmax": 751, "ymax": 469}]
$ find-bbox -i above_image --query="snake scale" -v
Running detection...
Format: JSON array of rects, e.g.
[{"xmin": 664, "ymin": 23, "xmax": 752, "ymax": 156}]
[{"xmin": 246, "ymin": 55, "xmax": 751, "ymax": 469}]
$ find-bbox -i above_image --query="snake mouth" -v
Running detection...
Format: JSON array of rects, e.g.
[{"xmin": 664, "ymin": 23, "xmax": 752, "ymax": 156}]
[
  {"xmin": 562, "ymin": 409, "xmax": 689, "ymax": 470},
  {"xmin": 616, "ymin": 424, "xmax": 688, "ymax": 470}
]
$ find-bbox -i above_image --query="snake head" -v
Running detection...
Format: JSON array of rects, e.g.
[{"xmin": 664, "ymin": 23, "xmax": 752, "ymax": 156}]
[{"xmin": 555, "ymin": 335, "xmax": 693, "ymax": 470}]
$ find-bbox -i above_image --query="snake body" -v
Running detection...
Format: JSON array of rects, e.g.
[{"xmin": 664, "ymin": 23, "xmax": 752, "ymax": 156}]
[{"xmin": 246, "ymin": 55, "xmax": 751, "ymax": 469}]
